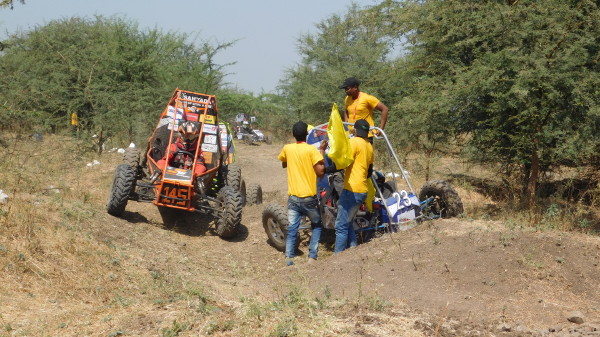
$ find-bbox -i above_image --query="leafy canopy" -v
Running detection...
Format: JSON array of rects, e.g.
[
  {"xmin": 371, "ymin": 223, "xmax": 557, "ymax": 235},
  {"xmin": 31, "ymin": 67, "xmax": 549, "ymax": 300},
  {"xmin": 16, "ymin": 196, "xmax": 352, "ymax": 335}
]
[{"xmin": 0, "ymin": 16, "xmax": 232, "ymax": 144}]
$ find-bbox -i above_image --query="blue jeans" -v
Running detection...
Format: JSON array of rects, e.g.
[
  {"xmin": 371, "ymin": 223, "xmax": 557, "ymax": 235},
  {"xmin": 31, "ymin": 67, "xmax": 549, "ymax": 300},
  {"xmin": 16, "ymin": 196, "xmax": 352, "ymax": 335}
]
[
  {"xmin": 334, "ymin": 189, "xmax": 366, "ymax": 254},
  {"xmin": 286, "ymin": 195, "xmax": 323, "ymax": 259}
]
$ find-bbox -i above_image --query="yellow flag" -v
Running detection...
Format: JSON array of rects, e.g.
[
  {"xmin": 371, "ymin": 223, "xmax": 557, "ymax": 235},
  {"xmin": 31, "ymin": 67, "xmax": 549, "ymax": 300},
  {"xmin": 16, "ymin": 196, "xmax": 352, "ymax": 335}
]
[
  {"xmin": 365, "ymin": 178, "xmax": 375, "ymax": 212},
  {"xmin": 326, "ymin": 103, "xmax": 353, "ymax": 169}
]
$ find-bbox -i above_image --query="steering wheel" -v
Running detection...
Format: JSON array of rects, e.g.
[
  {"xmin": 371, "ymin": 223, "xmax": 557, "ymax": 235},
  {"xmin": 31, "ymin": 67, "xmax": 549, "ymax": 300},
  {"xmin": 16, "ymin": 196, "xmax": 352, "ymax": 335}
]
[
  {"xmin": 168, "ymin": 149, "xmax": 196, "ymax": 169},
  {"xmin": 172, "ymin": 149, "xmax": 195, "ymax": 158}
]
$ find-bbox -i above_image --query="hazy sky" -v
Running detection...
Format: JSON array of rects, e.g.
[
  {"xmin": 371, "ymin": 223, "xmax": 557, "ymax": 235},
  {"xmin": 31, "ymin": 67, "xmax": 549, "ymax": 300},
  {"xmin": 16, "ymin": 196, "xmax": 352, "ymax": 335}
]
[{"xmin": 0, "ymin": 0, "xmax": 376, "ymax": 93}]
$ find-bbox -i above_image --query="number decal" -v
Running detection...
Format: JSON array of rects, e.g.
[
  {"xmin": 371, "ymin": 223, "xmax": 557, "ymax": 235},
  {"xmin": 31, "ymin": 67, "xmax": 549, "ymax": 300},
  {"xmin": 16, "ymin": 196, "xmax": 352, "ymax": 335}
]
[{"xmin": 161, "ymin": 185, "xmax": 189, "ymax": 207}]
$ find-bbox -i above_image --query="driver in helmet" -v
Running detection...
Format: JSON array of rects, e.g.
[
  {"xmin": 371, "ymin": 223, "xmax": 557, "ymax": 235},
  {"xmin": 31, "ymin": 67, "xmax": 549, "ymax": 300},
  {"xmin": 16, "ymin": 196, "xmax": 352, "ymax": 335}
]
[{"xmin": 157, "ymin": 121, "xmax": 207, "ymax": 177}]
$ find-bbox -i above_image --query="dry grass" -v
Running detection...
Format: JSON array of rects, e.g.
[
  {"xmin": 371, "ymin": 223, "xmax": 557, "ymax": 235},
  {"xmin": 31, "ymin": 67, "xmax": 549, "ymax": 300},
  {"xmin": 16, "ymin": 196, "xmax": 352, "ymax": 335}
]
[
  {"xmin": 0, "ymin": 133, "xmax": 432, "ymax": 336},
  {"xmin": 0, "ymin": 134, "xmax": 128, "ymax": 334},
  {"xmin": 398, "ymin": 148, "xmax": 599, "ymax": 233}
]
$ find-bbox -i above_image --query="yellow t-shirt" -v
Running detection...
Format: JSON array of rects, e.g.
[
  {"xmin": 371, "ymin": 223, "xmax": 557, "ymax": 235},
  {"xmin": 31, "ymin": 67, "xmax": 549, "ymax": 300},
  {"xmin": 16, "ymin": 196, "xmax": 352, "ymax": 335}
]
[
  {"xmin": 343, "ymin": 137, "xmax": 374, "ymax": 193},
  {"xmin": 344, "ymin": 92, "xmax": 380, "ymax": 135},
  {"xmin": 278, "ymin": 142, "xmax": 324, "ymax": 197}
]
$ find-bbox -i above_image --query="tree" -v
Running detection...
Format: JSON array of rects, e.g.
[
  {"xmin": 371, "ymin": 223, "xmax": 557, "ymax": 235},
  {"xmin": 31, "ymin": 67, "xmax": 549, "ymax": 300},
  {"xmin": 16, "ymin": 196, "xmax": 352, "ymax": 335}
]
[
  {"xmin": 282, "ymin": 0, "xmax": 600, "ymax": 220},
  {"xmin": 402, "ymin": 0, "xmax": 600, "ymax": 216},
  {"xmin": 281, "ymin": 3, "xmax": 404, "ymax": 125},
  {"xmin": 0, "ymin": 16, "xmax": 233, "ymax": 149}
]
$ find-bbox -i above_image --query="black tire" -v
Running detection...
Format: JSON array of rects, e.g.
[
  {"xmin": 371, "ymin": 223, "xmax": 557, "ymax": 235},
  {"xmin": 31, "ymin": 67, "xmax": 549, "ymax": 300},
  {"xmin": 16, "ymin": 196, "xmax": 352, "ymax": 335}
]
[
  {"xmin": 123, "ymin": 147, "xmax": 140, "ymax": 168},
  {"xmin": 107, "ymin": 164, "xmax": 136, "ymax": 216},
  {"xmin": 240, "ymin": 178, "xmax": 247, "ymax": 207},
  {"xmin": 246, "ymin": 183, "xmax": 263, "ymax": 205},
  {"xmin": 215, "ymin": 186, "xmax": 243, "ymax": 238},
  {"xmin": 418, "ymin": 180, "xmax": 464, "ymax": 218},
  {"xmin": 262, "ymin": 203, "xmax": 288, "ymax": 251},
  {"xmin": 226, "ymin": 164, "xmax": 242, "ymax": 191}
]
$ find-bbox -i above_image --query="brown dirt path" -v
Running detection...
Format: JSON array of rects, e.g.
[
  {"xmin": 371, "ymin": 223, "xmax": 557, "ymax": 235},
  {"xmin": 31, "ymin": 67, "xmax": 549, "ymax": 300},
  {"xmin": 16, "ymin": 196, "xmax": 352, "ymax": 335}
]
[{"xmin": 232, "ymin": 142, "xmax": 600, "ymax": 334}]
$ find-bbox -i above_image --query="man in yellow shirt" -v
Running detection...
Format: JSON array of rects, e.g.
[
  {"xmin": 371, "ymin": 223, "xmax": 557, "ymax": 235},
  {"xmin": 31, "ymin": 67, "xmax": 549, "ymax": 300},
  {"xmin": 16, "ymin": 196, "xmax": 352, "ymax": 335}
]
[
  {"xmin": 333, "ymin": 119, "xmax": 374, "ymax": 254},
  {"xmin": 278, "ymin": 122, "xmax": 325, "ymax": 265},
  {"xmin": 339, "ymin": 77, "xmax": 389, "ymax": 138}
]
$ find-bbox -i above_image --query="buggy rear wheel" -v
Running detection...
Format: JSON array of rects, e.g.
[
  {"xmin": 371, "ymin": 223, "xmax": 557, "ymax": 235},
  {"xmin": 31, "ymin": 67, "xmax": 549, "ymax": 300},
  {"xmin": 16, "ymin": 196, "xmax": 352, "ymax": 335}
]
[
  {"xmin": 215, "ymin": 186, "xmax": 243, "ymax": 238},
  {"xmin": 226, "ymin": 164, "xmax": 243, "ymax": 191},
  {"xmin": 262, "ymin": 203, "xmax": 288, "ymax": 251},
  {"xmin": 106, "ymin": 164, "xmax": 136, "ymax": 216},
  {"xmin": 246, "ymin": 183, "xmax": 263, "ymax": 205},
  {"xmin": 148, "ymin": 124, "xmax": 172, "ymax": 162},
  {"xmin": 123, "ymin": 147, "xmax": 140, "ymax": 168},
  {"xmin": 419, "ymin": 180, "xmax": 464, "ymax": 218}
]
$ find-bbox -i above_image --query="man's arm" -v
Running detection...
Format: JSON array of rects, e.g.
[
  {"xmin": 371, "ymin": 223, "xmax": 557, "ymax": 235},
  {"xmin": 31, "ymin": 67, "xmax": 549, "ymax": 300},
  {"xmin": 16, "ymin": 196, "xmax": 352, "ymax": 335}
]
[
  {"xmin": 278, "ymin": 147, "xmax": 287, "ymax": 168},
  {"xmin": 375, "ymin": 101, "xmax": 389, "ymax": 130},
  {"xmin": 314, "ymin": 160, "xmax": 325, "ymax": 178},
  {"xmin": 343, "ymin": 109, "xmax": 349, "ymax": 122},
  {"xmin": 319, "ymin": 139, "xmax": 337, "ymax": 174}
]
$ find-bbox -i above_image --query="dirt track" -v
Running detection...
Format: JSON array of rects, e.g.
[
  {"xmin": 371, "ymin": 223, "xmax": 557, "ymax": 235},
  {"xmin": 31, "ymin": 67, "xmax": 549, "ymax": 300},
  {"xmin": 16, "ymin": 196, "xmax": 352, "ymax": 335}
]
[
  {"xmin": 3, "ymin": 138, "xmax": 599, "ymax": 336},
  {"xmin": 114, "ymin": 142, "xmax": 600, "ymax": 335}
]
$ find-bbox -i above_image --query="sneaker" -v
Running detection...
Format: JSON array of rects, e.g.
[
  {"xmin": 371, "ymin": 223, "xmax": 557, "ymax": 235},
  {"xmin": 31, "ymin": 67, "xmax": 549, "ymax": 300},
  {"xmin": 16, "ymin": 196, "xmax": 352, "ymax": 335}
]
[
  {"xmin": 285, "ymin": 258, "xmax": 294, "ymax": 266},
  {"xmin": 307, "ymin": 257, "xmax": 317, "ymax": 264}
]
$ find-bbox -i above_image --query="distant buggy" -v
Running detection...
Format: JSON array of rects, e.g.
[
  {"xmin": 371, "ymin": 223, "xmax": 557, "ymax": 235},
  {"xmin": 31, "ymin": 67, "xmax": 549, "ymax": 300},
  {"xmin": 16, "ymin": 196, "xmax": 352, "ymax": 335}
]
[{"xmin": 234, "ymin": 120, "xmax": 272, "ymax": 145}]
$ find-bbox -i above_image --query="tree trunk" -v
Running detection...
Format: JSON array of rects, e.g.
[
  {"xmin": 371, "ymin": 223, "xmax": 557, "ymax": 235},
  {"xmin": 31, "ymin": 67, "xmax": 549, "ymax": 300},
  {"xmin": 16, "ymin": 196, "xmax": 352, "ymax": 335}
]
[
  {"xmin": 527, "ymin": 142, "xmax": 540, "ymax": 225},
  {"xmin": 97, "ymin": 129, "xmax": 104, "ymax": 155}
]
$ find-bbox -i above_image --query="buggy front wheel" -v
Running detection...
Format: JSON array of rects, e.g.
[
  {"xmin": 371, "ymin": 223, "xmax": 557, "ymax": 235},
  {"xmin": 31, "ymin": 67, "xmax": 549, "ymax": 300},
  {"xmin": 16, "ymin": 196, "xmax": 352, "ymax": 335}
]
[{"xmin": 262, "ymin": 203, "xmax": 288, "ymax": 251}]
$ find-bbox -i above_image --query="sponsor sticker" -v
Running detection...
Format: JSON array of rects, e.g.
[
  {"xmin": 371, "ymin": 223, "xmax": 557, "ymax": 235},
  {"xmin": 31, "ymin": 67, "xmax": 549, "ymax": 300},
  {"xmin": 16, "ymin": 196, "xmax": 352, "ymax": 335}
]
[
  {"xmin": 166, "ymin": 106, "xmax": 184, "ymax": 119},
  {"xmin": 185, "ymin": 113, "xmax": 199, "ymax": 122},
  {"xmin": 199, "ymin": 115, "xmax": 216, "ymax": 124},
  {"xmin": 201, "ymin": 143, "xmax": 218, "ymax": 153},
  {"xmin": 204, "ymin": 135, "xmax": 217, "ymax": 145},
  {"xmin": 203, "ymin": 124, "xmax": 218, "ymax": 134}
]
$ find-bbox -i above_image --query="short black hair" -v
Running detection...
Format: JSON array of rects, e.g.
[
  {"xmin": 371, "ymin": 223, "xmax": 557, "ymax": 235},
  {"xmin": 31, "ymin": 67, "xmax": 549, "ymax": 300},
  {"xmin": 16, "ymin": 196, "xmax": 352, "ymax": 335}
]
[
  {"xmin": 354, "ymin": 119, "xmax": 370, "ymax": 138},
  {"xmin": 292, "ymin": 121, "xmax": 308, "ymax": 141}
]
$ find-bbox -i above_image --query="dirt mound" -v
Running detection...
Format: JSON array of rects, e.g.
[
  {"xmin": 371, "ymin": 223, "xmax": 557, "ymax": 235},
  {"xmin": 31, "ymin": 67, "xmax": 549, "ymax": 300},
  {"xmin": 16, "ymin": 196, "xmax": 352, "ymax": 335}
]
[{"xmin": 236, "ymin": 142, "xmax": 600, "ymax": 335}]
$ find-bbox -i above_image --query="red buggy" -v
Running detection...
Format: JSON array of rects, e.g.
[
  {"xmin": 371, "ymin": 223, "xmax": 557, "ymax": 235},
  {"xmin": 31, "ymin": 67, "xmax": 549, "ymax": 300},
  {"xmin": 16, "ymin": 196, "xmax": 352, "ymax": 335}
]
[{"xmin": 107, "ymin": 89, "xmax": 261, "ymax": 238}]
